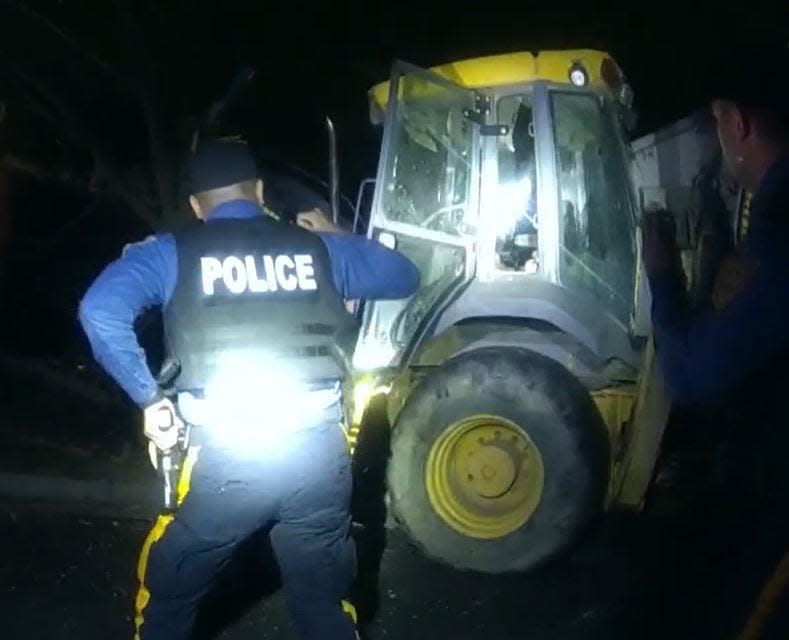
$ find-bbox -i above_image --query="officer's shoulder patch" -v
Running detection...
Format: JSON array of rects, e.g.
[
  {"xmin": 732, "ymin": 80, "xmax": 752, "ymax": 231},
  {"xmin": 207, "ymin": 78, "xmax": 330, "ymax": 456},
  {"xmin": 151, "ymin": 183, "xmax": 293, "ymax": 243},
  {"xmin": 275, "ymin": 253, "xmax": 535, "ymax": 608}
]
[{"xmin": 121, "ymin": 235, "xmax": 158, "ymax": 258}]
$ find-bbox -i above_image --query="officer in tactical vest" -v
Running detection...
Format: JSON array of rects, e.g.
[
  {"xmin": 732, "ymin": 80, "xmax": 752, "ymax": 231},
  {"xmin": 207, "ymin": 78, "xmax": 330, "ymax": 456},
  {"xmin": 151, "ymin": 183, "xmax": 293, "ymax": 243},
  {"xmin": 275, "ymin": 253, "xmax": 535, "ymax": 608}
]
[{"xmin": 79, "ymin": 140, "xmax": 420, "ymax": 640}]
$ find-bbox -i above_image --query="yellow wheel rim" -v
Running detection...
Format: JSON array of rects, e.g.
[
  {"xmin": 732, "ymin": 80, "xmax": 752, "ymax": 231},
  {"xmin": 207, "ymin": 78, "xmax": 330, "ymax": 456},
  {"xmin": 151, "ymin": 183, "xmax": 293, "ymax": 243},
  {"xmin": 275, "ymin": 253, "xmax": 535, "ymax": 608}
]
[{"xmin": 426, "ymin": 415, "xmax": 544, "ymax": 539}]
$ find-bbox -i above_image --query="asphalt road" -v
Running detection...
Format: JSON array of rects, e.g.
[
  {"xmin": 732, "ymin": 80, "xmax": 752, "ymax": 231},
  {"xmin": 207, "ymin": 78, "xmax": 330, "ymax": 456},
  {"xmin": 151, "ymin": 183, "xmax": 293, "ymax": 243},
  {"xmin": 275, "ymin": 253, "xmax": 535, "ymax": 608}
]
[
  {"xmin": 1, "ymin": 387, "xmax": 786, "ymax": 640},
  {"xmin": 1, "ymin": 503, "xmax": 692, "ymax": 640}
]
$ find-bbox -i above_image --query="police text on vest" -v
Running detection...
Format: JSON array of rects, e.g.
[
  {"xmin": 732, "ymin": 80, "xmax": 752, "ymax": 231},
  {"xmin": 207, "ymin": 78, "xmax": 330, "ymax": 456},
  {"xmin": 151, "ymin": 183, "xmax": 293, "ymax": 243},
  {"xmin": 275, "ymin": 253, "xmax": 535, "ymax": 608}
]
[{"xmin": 201, "ymin": 254, "xmax": 317, "ymax": 295}]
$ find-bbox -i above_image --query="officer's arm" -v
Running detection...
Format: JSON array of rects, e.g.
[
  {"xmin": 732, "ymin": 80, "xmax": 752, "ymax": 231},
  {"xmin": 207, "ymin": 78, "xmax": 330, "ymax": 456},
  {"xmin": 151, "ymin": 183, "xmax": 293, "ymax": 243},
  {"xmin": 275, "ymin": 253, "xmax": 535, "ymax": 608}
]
[
  {"xmin": 318, "ymin": 232, "xmax": 420, "ymax": 300},
  {"xmin": 649, "ymin": 263, "xmax": 789, "ymax": 407},
  {"xmin": 78, "ymin": 235, "xmax": 176, "ymax": 406}
]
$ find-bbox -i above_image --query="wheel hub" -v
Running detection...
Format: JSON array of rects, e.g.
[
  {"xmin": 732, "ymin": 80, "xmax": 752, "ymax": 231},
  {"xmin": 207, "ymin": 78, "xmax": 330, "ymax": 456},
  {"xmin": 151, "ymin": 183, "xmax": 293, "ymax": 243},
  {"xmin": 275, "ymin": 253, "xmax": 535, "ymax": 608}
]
[
  {"xmin": 467, "ymin": 445, "xmax": 516, "ymax": 498},
  {"xmin": 425, "ymin": 415, "xmax": 544, "ymax": 539}
]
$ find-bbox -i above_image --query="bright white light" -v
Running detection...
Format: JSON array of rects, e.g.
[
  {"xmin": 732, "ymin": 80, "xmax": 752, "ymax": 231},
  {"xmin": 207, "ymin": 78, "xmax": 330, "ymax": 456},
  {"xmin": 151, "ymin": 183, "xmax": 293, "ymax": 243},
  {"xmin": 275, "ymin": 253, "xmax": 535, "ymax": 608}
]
[
  {"xmin": 492, "ymin": 175, "xmax": 533, "ymax": 236},
  {"xmin": 194, "ymin": 354, "xmax": 340, "ymax": 452},
  {"xmin": 350, "ymin": 376, "xmax": 392, "ymax": 425},
  {"xmin": 570, "ymin": 67, "xmax": 588, "ymax": 87},
  {"xmin": 378, "ymin": 232, "xmax": 396, "ymax": 249},
  {"xmin": 352, "ymin": 336, "xmax": 397, "ymax": 371}
]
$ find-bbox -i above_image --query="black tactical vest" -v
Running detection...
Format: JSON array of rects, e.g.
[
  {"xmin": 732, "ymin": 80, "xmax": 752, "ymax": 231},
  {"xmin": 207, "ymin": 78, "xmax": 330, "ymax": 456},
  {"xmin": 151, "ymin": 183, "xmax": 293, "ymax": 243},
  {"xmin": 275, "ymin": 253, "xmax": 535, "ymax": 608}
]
[{"xmin": 163, "ymin": 215, "xmax": 357, "ymax": 392}]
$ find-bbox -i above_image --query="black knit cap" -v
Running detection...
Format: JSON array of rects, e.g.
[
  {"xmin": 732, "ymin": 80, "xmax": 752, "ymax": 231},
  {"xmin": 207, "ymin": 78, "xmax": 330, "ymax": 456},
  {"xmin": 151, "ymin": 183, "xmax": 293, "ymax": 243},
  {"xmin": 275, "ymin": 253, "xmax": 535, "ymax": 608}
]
[{"xmin": 185, "ymin": 139, "xmax": 259, "ymax": 194}]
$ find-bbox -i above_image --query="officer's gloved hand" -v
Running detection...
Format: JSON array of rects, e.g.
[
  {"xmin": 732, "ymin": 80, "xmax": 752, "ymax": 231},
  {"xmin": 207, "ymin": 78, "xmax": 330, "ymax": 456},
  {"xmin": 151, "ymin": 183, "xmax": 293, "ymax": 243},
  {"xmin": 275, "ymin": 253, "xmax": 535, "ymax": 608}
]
[{"xmin": 143, "ymin": 398, "xmax": 182, "ymax": 467}]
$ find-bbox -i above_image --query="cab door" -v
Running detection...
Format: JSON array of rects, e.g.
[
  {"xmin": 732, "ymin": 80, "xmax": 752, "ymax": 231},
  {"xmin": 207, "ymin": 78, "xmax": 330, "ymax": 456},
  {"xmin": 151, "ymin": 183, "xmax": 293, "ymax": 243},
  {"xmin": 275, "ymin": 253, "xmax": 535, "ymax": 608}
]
[{"xmin": 353, "ymin": 62, "xmax": 480, "ymax": 371}]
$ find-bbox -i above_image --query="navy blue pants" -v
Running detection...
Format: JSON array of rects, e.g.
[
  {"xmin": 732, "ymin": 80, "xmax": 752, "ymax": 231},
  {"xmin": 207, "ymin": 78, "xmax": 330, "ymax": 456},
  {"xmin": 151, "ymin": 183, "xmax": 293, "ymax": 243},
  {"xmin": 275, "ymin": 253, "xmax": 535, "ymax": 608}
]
[{"xmin": 134, "ymin": 419, "xmax": 356, "ymax": 640}]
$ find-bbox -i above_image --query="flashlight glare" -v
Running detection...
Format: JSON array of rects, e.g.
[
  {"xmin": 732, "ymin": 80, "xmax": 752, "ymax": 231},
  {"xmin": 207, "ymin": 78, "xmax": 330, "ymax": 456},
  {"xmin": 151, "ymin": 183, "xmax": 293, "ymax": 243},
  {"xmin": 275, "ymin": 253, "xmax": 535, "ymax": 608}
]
[
  {"xmin": 493, "ymin": 176, "xmax": 534, "ymax": 236},
  {"xmin": 352, "ymin": 337, "xmax": 398, "ymax": 370},
  {"xmin": 198, "ymin": 356, "xmax": 340, "ymax": 451},
  {"xmin": 351, "ymin": 377, "xmax": 391, "ymax": 425}
]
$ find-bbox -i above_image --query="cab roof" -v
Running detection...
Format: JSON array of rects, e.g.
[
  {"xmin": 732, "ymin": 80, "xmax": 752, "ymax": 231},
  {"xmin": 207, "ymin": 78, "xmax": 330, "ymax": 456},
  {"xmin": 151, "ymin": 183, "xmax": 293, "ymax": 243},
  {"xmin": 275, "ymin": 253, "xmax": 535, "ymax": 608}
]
[{"xmin": 369, "ymin": 49, "xmax": 624, "ymax": 121}]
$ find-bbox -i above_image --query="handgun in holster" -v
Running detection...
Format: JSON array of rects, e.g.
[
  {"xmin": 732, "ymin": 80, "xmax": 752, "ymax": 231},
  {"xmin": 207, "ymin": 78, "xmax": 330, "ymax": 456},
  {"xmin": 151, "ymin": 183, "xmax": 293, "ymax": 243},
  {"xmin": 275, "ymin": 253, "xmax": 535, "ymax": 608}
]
[{"xmin": 155, "ymin": 358, "xmax": 190, "ymax": 513}]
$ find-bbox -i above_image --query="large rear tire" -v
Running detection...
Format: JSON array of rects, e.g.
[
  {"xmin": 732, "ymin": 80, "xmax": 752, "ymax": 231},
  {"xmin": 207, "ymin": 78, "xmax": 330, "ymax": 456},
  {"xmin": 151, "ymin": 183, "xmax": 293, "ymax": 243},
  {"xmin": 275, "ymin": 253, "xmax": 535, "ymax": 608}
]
[{"xmin": 387, "ymin": 347, "xmax": 609, "ymax": 573}]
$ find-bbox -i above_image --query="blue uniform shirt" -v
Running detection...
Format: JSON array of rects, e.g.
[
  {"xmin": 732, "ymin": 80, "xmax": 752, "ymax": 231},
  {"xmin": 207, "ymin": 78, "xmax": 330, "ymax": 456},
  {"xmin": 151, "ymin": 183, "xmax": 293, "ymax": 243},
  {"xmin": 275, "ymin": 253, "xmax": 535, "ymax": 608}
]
[
  {"xmin": 649, "ymin": 155, "xmax": 789, "ymax": 407},
  {"xmin": 79, "ymin": 200, "xmax": 420, "ymax": 406}
]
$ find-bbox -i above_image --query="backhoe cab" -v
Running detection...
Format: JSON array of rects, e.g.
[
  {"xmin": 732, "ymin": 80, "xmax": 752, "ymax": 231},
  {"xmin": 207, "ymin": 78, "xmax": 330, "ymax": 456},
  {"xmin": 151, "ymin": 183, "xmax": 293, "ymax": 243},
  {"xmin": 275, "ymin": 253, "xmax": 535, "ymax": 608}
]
[{"xmin": 350, "ymin": 50, "xmax": 669, "ymax": 574}]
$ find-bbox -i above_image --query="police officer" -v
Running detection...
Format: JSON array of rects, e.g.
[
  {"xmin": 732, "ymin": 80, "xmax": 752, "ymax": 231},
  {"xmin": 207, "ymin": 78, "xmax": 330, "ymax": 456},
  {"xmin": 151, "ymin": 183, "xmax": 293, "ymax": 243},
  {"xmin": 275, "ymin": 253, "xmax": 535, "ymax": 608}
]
[
  {"xmin": 643, "ymin": 46, "xmax": 789, "ymax": 637},
  {"xmin": 79, "ymin": 140, "xmax": 420, "ymax": 640}
]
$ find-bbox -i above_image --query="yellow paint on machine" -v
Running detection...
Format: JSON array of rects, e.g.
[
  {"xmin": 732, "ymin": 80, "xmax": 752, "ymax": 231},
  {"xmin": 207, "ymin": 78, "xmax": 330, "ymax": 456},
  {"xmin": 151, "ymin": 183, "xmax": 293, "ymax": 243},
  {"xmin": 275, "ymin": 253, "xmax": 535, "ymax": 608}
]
[
  {"xmin": 426, "ymin": 415, "xmax": 545, "ymax": 539},
  {"xmin": 369, "ymin": 49, "xmax": 621, "ymax": 113},
  {"xmin": 342, "ymin": 423, "xmax": 361, "ymax": 456},
  {"xmin": 423, "ymin": 389, "xmax": 639, "ymax": 539},
  {"xmin": 133, "ymin": 446, "xmax": 201, "ymax": 639},
  {"xmin": 614, "ymin": 340, "xmax": 671, "ymax": 508},
  {"xmin": 591, "ymin": 387, "xmax": 637, "ymax": 503}
]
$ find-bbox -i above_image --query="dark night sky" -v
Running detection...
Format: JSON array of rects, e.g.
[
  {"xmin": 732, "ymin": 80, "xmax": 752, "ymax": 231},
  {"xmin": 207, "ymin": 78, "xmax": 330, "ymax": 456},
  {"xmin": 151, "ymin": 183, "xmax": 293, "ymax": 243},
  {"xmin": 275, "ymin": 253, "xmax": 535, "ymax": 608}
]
[
  {"xmin": 163, "ymin": 2, "xmax": 788, "ymax": 189},
  {"xmin": 0, "ymin": 1, "xmax": 787, "ymax": 359},
  {"xmin": 4, "ymin": 1, "xmax": 788, "ymax": 192},
  {"xmin": 159, "ymin": 2, "xmax": 789, "ymax": 186}
]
